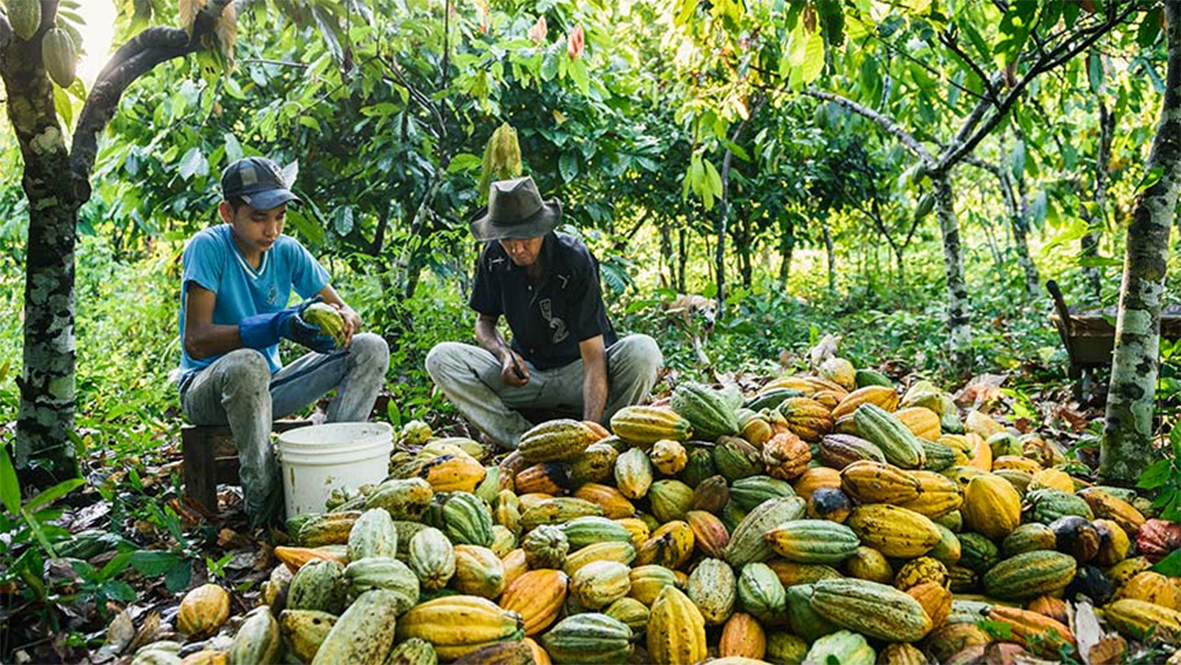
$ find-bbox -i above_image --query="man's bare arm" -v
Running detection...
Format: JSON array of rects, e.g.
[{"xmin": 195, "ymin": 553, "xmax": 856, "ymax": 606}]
[{"xmin": 580, "ymin": 335, "xmax": 608, "ymax": 422}]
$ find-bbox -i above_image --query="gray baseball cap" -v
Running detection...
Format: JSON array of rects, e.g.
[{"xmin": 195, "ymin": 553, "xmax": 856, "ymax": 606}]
[{"xmin": 220, "ymin": 156, "xmax": 301, "ymax": 210}]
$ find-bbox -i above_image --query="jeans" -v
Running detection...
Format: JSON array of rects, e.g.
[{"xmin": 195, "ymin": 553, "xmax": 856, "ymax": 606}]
[
  {"xmin": 425, "ymin": 334, "xmax": 663, "ymax": 449},
  {"xmin": 180, "ymin": 332, "xmax": 390, "ymax": 522}
]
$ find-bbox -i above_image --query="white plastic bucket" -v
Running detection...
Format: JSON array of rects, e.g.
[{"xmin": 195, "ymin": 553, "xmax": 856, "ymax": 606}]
[{"xmin": 277, "ymin": 422, "xmax": 393, "ymax": 517}]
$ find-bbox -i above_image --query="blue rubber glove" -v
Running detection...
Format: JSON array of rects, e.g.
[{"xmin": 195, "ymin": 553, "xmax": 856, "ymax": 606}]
[{"xmin": 239, "ymin": 297, "xmax": 338, "ymax": 354}]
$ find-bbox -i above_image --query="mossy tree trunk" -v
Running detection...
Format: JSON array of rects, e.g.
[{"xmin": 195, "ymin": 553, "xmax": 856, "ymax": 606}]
[
  {"xmin": 0, "ymin": 0, "xmax": 230, "ymax": 484},
  {"xmin": 929, "ymin": 172, "xmax": 972, "ymax": 365},
  {"xmin": 1100, "ymin": 0, "xmax": 1181, "ymax": 484}
]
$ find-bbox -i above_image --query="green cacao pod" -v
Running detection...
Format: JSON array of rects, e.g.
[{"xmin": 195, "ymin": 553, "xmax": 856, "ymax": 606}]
[
  {"xmin": 686, "ymin": 558, "xmax": 736, "ymax": 625},
  {"xmin": 723, "ymin": 496, "xmax": 806, "ymax": 568},
  {"xmin": 736, "ymin": 562, "xmax": 786, "ymax": 626},
  {"xmin": 6, "ymin": 0, "xmax": 41, "ymax": 41},
  {"xmin": 287, "ymin": 559, "xmax": 347, "ymax": 615},
  {"xmin": 348, "ymin": 507, "xmax": 397, "ymax": 561},
  {"xmin": 648, "ymin": 479, "xmax": 695, "ymax": 523},
  {"xmin": 228, "ymin": 607, "xmax": 281, "ymax": 665},
  {"xmin": 310, "ymin": 589, "xmax": 401, "ymax": 665},
  {"xmin": 342, "ymin": 557, "xmax": 420, "ymax": 612},
  {"xmin": 805, "ymin": 629, "xmax": 876, "ymax": 665},
  {"xmin": 854, "ymin": 404, "xmax": 926, "ymax": 469},
  {"xmin": 559, "ymin": 516, "xmax": 633, "ymax": 550},
  {"xmin": 442, "ymin": 492, "xmax": 495, "ymax": 546},
  {"xmin": 982, "ymin": 550, "xmax": 1077, "ymax": 600},
  {"xmin": 810, "ymin": 578, "xmax": 932, "ymax": 643},
  {"xmin": 728, "ymin": 475, "xmax": 796, "ymax": 512},
  {"xmin": 409, "ymin": 526, "xmax": 456, "ymax": 591},
  {"xmin": 670, "ymin": 382, "xmax": 740, "ymax": 440},
  {"xmin": 542, "ymin": 613, "xmax": 633, "ymax": 664}
]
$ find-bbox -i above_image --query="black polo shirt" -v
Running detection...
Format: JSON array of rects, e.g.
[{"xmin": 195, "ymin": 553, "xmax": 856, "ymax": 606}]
[{"xmin": 469, "ymin": 232, "xmax": 617, "ymax": 369}]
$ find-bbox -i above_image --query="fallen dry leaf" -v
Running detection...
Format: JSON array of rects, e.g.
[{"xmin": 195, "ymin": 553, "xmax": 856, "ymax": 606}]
[
  {"xmin": 1087, "ymin": 635, "xmax": 1127, "ymax": 665},
  {"xmin": 1074, "ymin": 600, "xmax": 1103, "ymax": 664},
  {"xmin": 126, "ymin": 611, "xmax": 162, "ymax": 654},
  {"xmin": 104, "ymin": 609, "xmax": 135, "ymax": 655},
  {"xmin": 955, "ymin": 373, "xmax": 1007, "ymax": 408}
]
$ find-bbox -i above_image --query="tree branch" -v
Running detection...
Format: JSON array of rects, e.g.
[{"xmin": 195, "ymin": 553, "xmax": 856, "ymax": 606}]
[
  {"xmin": 938, "ymin": 30, "xmax": 997, "ymax": 101},
  {"xmin": 804, "ymin": 88, "xmax": 936, "ymax": 164},
  {"xmin": 871, "ymin": 32, "xmax": 985, "ymax": 102},
  {"xmin": 938, "ymin": 2, "xmax": 1135, "ymax": 171},
  {"xmin": 70, "ymin": 0, "xmax": 236, "ymax": 196}
]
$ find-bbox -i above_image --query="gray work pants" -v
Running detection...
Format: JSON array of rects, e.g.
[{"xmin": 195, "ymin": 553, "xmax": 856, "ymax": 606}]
[
  {"xmin": 425, "ymin": 334, "xmax": 663, "ymax": 449},
  {"xmin": 180, "ymin": 333, "xmax": 390, "ymax": 522}
]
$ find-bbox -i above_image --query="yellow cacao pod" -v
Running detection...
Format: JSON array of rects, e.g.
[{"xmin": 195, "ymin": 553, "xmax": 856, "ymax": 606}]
[{"xmin": 176, "ymin": 584, "xmax": 230, "ymax": 636}]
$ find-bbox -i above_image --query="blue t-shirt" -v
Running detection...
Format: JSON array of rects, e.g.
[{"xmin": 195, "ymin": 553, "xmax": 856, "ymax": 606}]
[{"xmin": 178, "ymin": 224, "xmax": 330, "ymax": 386}]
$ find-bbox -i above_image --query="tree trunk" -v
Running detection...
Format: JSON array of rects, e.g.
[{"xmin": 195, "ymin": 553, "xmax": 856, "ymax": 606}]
[
  {"xmin": 717, "ymin": 151, "xmax": 733, "ymax": 310},
  {"xmin": 930, "ymin": 173, "xmax": 972, "ymax": 368},
  {"xmin": 2, "ymin": 24, "xmax": 78, "ymax": 478},
  {"xmin": 2, "ymin": 1, "xmax": 226, "ymax": 483},
  {"xmin": 1083, "ymin": 95, "xmax": 1114, "ymax": 301},
  {"xmin": 1100, "ymin": 0, "xmax": 1181, "ymax": 484},
  {"xmin": 659, "ymin": 219, "xmax": 673, "ymax": 288},
  {"xmin": 1012, "ymin": 174, "xmax": 1041, "ymax": 295},
  {"xmin": 820, "ymin": 214, "xmax": 836, "ymax": 294},
  {"xmin": 737, "ymin": 208, "xmax": 752, "ymax": 288},
  {"xmin": 677, "ymin": 225, "xmax": 687, "ymax": 292},
  {"xmin": 778, "ymin": 215, "xmax": 794, "ymax": 286}
]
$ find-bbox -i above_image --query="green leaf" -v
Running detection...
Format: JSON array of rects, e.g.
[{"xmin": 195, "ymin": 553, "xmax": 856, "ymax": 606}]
[
  {"xmin": 1138, "ymin": 459, "xmax": 1174, "ymax": 489},
  {"xmin": 178, "ymin": 147, "xmax": 208, "ymax": 180},
  {"xmin": 559, "ymin": 152, "xmax": 579, "ymax": 183},
  {"xmin": 99, "ymin": 552, "xmax": 134, "ymax": 580},
  {"xmin": 103, "ymin": 580, "xmax": 138, "ymax": 603},
  {"xmin": 447, "ymin": 153, "xmax": 483, "ymax": 173},
  {"xmin": 1088, "ymin": 52, "xmax": 1105, "ymax": 94},
  {"xmin": 130, "ymin": 551, "xmax": 183, "ymax": 576},
  {"xmin": 703, "ymin": 159, "xmax": 723, "ymax": 197},
  {"xmin": 1136, "ymin": 167, "xmax": 1165, "ymax": 194},
  {"xmin": 165, "ymin": 561, "xmax": 192, "ymax": 592},
  {"xmin": 1152, "ymin": 548, "xmax": 1181, "ymax": 577},
  {"xmin": 333, "ymin": 206, "xmax": 355, "ymax": 235},
  {"xmin": 1171, "ymin": 425, "xmax": 1181, "ymax": 459},
  {"xmin": 993, "ymin": 1, "xmax": 1039, "ymax": 68},
  {"xmin": 800, "ymin": 31, "xmax": 826, "ymax": 84},
  {"xmin": 298, "ymin": 115, "xmax": 322, "ymax": 132},
  {"xmin": 0, "ymin": 445, "xmax": 20, "ymax": 515},
  {"xmin": 1077, "ymin": 256, "xmax": 1122, "ymax": 268},
  {"xmin": 223, "ymin": 133, "xmax": 243, "ymax": 164},
  {"xmin": 1138, "ymin": 9, "xmax": 1162, "ymax": 47},
  {"xmin": 24, "ymin": 478, "xmax": 84, "ymax": 513}
]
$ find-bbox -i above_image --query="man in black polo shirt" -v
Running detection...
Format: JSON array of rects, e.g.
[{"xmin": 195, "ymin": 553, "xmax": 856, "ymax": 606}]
[{"xmin": 426, "ymin": 176, "xmax": 663, "ymax": 449}]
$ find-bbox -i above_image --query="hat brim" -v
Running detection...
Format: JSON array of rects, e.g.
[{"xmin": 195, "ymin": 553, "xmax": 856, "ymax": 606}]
[
  {"xmin": 242, "ymin": 189, "xmax": 301, "ymax": 211},
  {"xmin": 469, "ymin": 199, "xmax": 562, "ymax": 242}
]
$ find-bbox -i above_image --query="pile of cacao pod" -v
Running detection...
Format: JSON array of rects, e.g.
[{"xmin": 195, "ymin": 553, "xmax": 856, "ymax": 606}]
[{"xmin": 139, "ymin": 356, "xmax": 1181, "ymax": 665}]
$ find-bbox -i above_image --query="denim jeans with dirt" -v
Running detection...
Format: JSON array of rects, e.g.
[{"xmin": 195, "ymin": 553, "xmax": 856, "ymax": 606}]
[
  {"xmin": 425, "ymin": 334, "xmax": 662, "ymax": 450},
  {"xmin": 180, "ymin": 332, "xmax": 389, "ymax": 523}
]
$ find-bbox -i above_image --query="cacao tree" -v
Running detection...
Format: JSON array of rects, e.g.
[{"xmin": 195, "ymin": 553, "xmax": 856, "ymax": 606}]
[
  {"xmin": 0, "ymin": 0, "xmax": 239, "ymax": 483},
  {"xmin": 1100, "ymin": 0, "xmax": 1181, "ymax": 484}
]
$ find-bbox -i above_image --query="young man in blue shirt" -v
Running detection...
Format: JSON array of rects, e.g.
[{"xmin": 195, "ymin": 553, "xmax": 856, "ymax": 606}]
[
  {"xmin": 178, "ymin": 156, "xmax": 389, "ymax": 524},
  {"xmin": 426, "ymin": 176, "xmax": 662, "ymax": 449}
]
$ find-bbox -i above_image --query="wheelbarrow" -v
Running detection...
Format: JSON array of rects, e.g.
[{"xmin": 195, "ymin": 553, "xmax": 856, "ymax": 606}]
[{"xmin": 1047, "ymin": 279, "xmax": 1181, "ymax": 402}]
